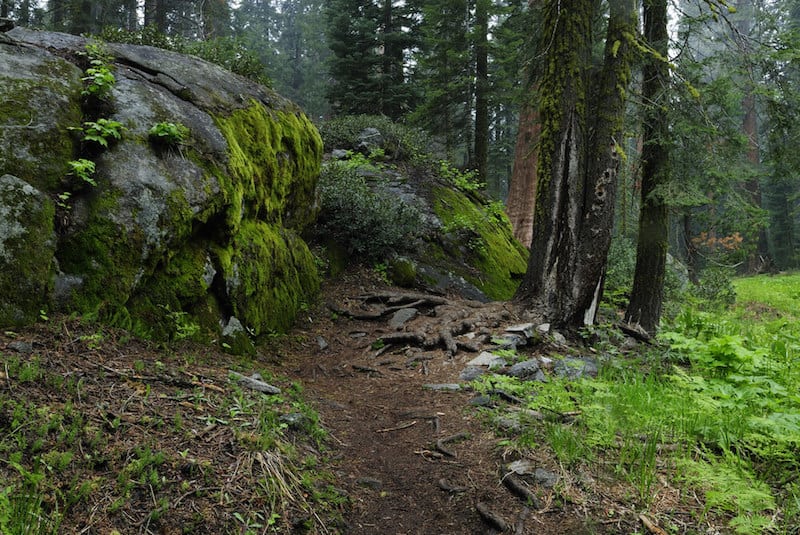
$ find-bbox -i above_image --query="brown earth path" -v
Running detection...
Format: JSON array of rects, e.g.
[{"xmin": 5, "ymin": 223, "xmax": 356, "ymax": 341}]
[{"xmin": 280, "ymin": 269, "xmax": 603, "ymax": 535}]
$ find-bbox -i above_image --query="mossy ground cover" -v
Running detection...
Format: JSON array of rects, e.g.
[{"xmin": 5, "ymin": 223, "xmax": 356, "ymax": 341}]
[
  {"xmin": 469, "ymin": 272, "xmax": 800, "ymax": 534},
  {"xmin": 0, "ymin": 318, "xmax": 345, "ymax": 534}
]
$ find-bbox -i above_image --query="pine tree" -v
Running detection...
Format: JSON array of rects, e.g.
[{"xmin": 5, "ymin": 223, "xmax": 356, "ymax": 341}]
[{"xmin": 326, "ymin": 0, "xmax": 418, "ymax": 119}]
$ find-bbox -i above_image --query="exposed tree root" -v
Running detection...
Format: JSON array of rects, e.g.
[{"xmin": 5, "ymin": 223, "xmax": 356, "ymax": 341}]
[
  {"xmin": 476, "ymin": 501, "xmax": 509, "ymax": 532},
  {"xmin": 501, "ymin": 472, "xmax": 542, "ymax": 509},
  {"xmin": 328, "ymin": 291, "xmax": 514, "ymax": 356}
]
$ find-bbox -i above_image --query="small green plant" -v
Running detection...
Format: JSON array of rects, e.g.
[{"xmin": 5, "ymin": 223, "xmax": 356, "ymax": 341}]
[
  {"xmin": 81, "ymin": 62, "xmax": 116, "ymax": 101},
  {"xmin": 67, "ymin": 159, "xmax": 97, "ymax": 187},
  {"xmin": 439, "ymin": 160, "xmax": 484, "ymax": 192},
  {"xmin": 76, "ymin": 119, "xmax": 125, "ymax": 148},
  {"xmin": 148, "ymin": 122, "xmax": 189, "ymax": 146}
]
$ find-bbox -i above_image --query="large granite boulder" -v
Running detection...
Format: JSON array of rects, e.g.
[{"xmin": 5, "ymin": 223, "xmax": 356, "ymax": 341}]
[{"xmin": 0, "ymin": 28, "xmax": 322, "ymax": 345}]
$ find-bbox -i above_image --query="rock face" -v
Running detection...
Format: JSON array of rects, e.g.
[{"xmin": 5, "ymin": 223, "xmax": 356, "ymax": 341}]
[{"xmin": 0, "ymin": 28, "xmax": 322, "ymax": 344}]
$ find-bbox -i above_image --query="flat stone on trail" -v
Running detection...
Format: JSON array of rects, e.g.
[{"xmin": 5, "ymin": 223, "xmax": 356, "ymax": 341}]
[
  {"xmin": 467, "ymin": 351, "xmax": 507, "ymax": 369},
  {"xmin": 505, "ymin": 323, "xmax": 535, "ymax": 338},
  {"xmin": 389, "ymin": 307, "xmax": 418, "ymax": 329}
]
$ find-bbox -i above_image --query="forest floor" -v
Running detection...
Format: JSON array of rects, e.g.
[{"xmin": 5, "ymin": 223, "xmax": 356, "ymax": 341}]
[{"xmin": 0, "ymin": 266, "xmax": 713, "ymax": 534}]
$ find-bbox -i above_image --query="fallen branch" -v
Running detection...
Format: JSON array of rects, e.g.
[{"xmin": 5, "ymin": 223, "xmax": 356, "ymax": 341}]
[
  {"xmin": 376, "ymin": 420, "xmax": 416, "ymax": 433},
  {"xmin": 639, "ymin": 514, "xmax": 668, "ymax": 535}
]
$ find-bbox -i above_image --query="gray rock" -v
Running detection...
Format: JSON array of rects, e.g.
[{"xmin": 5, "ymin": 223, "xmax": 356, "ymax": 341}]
[
  {"xmin": 1, "ymin": 29, "xmax": 321, "ymax": 341},
  {"xmin": 316, "ymin": 336, "xmax": 329, "ymax": 351},
  {"xmin": 389, "ymin": 307, "xmax": 418, "ymax": 329},
  {"xmin": 422, "ymin": 383, "xmax": 462, "ymax": 391},
  {"xmin": 506, "ymin": 359, "xmax": 546, "ymax": 382},
  {"xmin": 459, "ymin": 366, "xmax": 485, "ymax": 381},
  {"xmin": 552, "ymin": 331, "xmax": 567, "ymax": 345},
  {"xmin": 0, "ymin": 175, "xmax": 55, "ymax": 327},
  {"xmin": 553, "ymin": 357, "xmax": 599, "ymax": 380},
  {"xmin": 230, "ymin": 371, "xmax": 281, "ymax": 394},
  {"xmin": 505, "ymin": 323, "xmax": 535, "ymax": 338},
  {"xmin": 330, "ymin": 149, "xmax": 349, "ymax": 160},
  {"xmin": 7, "ymin": 341, "xmax": 33, "ymax": 354},
  {"xmin": 493, "ymin": 333, "xmax": 526, "ymax": 350},
  {"xmin": 279, "ymin": 412, "xmax": 306, "ymax": 429},
  {"xmin": 533, "ymin": 468, "xmax": 560, "ymax": 488},
  {"xmin": 469, "ymin": 395, "xmax": 493, "ymax": 407},
  {"xmin": 467, "ymin": 351, "xmax": 507, "ymax": 369}
]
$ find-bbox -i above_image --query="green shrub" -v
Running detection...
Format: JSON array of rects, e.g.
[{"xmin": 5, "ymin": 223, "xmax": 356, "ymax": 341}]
[
  {"xmin": 316, "ymin": 163, "xmax": 424, "ymax": 261},
  {"xmin": 691, "ymin": 266, "xmax": 737, "ymax": 309},
  {"xmin": 148, "ymin": 122, "xmax": 189, "ymax": 146},
  {"xmin": 78, "ymin": 119, "xmax": 125, "ymax": 148},
  {"xmin": 318, "ymin": 115, "xmax": 432, "ymax": 162}
]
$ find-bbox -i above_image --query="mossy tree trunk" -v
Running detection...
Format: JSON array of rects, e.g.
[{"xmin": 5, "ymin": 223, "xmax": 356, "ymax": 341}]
[
  {"xmin": 625, "ymin": 0, "xmax": 670, "ymax": 334},
  {"xmin": 514, "ymin": 0, "xmax": 636, "ymax": 328}
]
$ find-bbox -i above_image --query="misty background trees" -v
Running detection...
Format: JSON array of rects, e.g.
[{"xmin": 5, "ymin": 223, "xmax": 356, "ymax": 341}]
[{"xmin": 4, "ymin": 0, "xmax": 800, "ymax": 331}]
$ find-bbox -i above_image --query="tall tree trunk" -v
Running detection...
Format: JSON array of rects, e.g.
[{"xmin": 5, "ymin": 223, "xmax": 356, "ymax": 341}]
[
  {"xmin": 625, "ymin": 0, "xmax": 670, "ymax": 334},
  {"xmin": 1, "ymin": 0, "xmax": 9, "ymax": 19},
  {"xmin": 68, "ymin": 0, "xmax": 92, "ymax": 34},
  {"xmin": 474, "ymin": 0, "xmax": 489, "ymax": 181},
  {"xmin": 125, "ymin": 0, "xmax": 137, "ymax": 31},
  {"xmin": 514, "ymin": 0, "xmax": 635, "ymax": 327},
  {"xmin": 49, "ymin": 0, "xmax": 64, "ymax": 29},
  {"xmin": 506, "ymin": 99, "xmax": 540, "ymax": 247},
  {"xmin": 735, "ymin": 0, "xmax": 768, "ymax": 271}
]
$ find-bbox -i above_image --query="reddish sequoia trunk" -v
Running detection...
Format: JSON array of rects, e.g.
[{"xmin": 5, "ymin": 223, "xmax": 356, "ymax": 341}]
[{"xmin": 506, "ymin": 101, "xmax": 540, "ymax": 248}]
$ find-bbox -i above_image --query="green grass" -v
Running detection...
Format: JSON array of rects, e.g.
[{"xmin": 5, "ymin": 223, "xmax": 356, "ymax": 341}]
[{"xmin": 475, "ymin": 272, "xmax": 800, "ymax": 534}]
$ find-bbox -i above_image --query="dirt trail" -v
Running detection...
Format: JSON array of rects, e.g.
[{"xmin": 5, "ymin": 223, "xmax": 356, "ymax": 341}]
[{"xmin": 281, "ymin": 270, "xmax": 593, "ymax": 535}]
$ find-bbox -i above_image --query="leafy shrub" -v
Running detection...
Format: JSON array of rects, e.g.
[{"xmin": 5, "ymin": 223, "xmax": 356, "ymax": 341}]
[
  {"xmin": 690, "ymin": 266, "xmax": 737, "ymax": 309},
  {"xmin": 148, "ymin": 122, "xmax": 189, "ymax": 146},
  {"xmin": 318, "ymin": 115, "xmax": 432, "ymax": 163},
  {"xmin": 315, "ymin": 163, "xmax": 424, "ymax": 261},
  {"xmin": 78, "ymin": 119, "xmax": 125, "ymax": 148},
  {"xmin": 603, "ymin": 237, "xmax": 637, "ymax": 307},
  {"xmin": 81, "ymin": 62, "xmax": 116, "ymax": 101},
  {"xmin": 67, "ymin": 159, "xmax": 97, "ymax": 187}
]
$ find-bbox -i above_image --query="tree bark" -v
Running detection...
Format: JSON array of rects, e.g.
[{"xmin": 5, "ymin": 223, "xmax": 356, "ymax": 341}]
[
  {"xmin": 625, "ymin": 0, "xmax": 670, "ymax": 334},
  {"xmin": 506, "ymin": 99, "xmax": 540, "ymax": 248},
  {"xmin": 514, "ymin": 0, "xmax": 635, "ymax": 328}
]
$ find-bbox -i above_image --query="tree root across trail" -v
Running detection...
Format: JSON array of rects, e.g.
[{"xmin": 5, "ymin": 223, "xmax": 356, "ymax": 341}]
[
  {"xmin": 328, "ymin": 291, "xmax": 517, "ymax": 357},
  {"xmin": 285, "ymin": 276, "xmax": 602, "ymax": 534}
]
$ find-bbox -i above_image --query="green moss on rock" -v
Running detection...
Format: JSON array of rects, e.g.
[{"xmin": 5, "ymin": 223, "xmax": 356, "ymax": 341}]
[
  {"xmin": 0, "ymin": 61, "xmax": 82, "ymax": 192},
  {"xmin": 0, "ymin": 175, "xmax": 56, "ymax": 327},
  {"xmin": 214, "ymin": 101, "xmax": 322, "ymax": 231},
  {"xmin": 214, "ymin": 220, "xmax": 319, "ymax": 336},
  {"xmin": 432, "ymin": 186, "xmax": 528, "ymax": 300}
]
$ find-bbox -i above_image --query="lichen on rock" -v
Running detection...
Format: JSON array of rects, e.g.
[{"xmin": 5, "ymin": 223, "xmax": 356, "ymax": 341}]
[{"xmin": 0, "ymin": 174, "xmax": 56, "ymax": 326}]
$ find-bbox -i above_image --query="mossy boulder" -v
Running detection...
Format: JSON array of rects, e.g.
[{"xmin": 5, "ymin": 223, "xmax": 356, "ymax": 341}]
[
  {"xmin": 0, "ymin": 28, "xmax": 322, "ymax": 348},
  {"xmin": 317, "ymin": 120, "xmax": 528, "ymax": 301},
  {"xmin": 0, "ymin": 174, "xmax": 56, "ymax": 326}
]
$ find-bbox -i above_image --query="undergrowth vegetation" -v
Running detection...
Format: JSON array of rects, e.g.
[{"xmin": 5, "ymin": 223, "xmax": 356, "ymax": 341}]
[
  {"xmin": 476, "ymin": 272, "xmax": 800, "ymax": 534},
  {"xmin": 0, "ymin": 324, "xmax": 344, "ymax": 533}
]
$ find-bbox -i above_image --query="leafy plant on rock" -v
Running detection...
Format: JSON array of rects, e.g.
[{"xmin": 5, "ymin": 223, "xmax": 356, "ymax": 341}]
[{"xmin": 148, "ymin": 122, "xmax": 189, "ymax": 146}]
